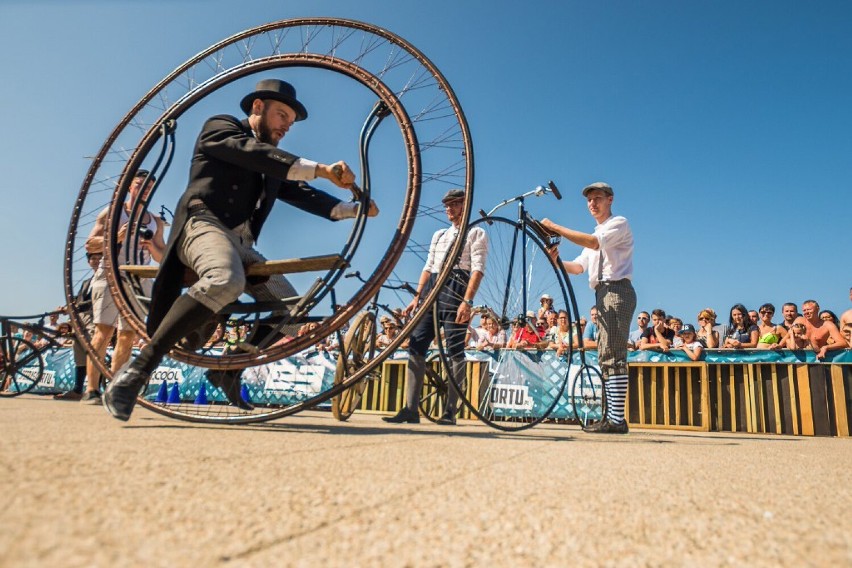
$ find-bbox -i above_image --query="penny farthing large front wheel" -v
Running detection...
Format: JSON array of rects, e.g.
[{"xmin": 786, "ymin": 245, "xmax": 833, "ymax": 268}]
[
  {"xmin": 63, "ymin": 18, "xmax": 473, "ymax": 424},
  {"xmin": 434, "ymin": 217, "xmax": 575, "ymax": 431}
]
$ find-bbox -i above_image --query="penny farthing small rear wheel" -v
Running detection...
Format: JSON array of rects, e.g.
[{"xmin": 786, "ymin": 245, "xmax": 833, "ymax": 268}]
[
  {"xmin": 63, "ymin": 18, "xmax": 474, "ymax": 424},
  {"xmin": 571, "ymin": 363, "xmax": 606, "ymax": 428},
  {"xmin": 434, "ymin": 216, "xmax": 576, "ymax": 431},
  {"xmin": 331, "ymin": 311, "xmax": 377, "ymax": 421}
]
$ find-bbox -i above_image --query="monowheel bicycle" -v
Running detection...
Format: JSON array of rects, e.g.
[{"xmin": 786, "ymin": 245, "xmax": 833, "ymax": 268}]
[
  {"xmin": 63, "ymin": 18, "xmax": 474, "ymax": 424},
  {"xmin": 433, "ymin": 182, "xmax": 597, "ymax": 431}
]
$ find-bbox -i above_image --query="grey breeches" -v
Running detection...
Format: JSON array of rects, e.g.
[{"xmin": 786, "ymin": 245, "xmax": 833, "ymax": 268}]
[
  {"xmin": 594, "ymin": 279, "xmax": 636, "ymax": 379},
  {"xmin": 177, "ymin": 211, "xmax": 297, "ymax": 313}
]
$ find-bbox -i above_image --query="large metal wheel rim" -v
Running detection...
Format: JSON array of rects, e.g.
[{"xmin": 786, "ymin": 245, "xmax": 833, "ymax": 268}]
[{"xmin": 64, "ymin": 18, "xmax": 473, "ymax": 424}]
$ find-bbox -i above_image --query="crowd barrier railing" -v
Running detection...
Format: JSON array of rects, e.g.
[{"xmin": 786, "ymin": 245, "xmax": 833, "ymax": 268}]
[{"xmin": 19, "ymin": 346, "xmax": 852, "ymax": 437}]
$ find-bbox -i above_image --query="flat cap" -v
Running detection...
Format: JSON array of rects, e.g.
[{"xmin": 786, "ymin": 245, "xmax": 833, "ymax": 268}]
[{"xmin": 582, "ymin": 182, "xmax": 613, "ymax": 197}]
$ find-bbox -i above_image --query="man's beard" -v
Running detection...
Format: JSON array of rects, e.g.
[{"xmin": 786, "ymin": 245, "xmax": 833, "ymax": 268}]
[{"xmin": 256, "ymin": 112, "xmax": 280, "ymax": 145}]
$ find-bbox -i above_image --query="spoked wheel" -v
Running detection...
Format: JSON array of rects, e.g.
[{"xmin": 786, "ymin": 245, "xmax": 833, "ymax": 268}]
[
  {"xmin": 332, "ymin": 312, "xmax": 377, "ymax": 421},
  {"xmin": 0, "ymin": 337, "xmax": 44, "ymax": 398},
  {"xmin": 63, "ymin": 18, "xmax": 474, "ymax": 424},
  {"xmin": 571, "ymin": 363, "xmax": 606, "ymax": 428},
  {"xmin": 435, "ymin": 216, "xmax": 576, "ymax": 431},
  {"xmin": 418, "ymin": 352, "xmax": 460, "ymax": 423}
]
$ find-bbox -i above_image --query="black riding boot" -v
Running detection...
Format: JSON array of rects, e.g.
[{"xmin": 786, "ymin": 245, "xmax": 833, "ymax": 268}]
[{"xmin": 104, "ymin": 295, "xmax": 215, "ymax": 421}]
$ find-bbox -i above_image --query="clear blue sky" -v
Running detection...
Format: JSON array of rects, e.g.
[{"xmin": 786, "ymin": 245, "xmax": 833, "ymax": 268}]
[{"xmin": 1, "ymin": 0, "xmax": 850, "ymax": 324}]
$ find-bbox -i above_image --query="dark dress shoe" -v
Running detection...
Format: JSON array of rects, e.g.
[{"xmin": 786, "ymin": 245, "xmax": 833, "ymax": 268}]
[
  {"xmin": 206, "ymin": 369, "xmax": 254, "ymax": 411},
  {"xmin": 382, "ymin": 407, "xmax": 420, "ymax": 424},
  {"xmin": 435, "ymin": 414, "xmax": 456, "ymax": 426},
  {"xmin": 103, "ymin": 363, "xmax": 149, "ymax": 422},
  {"xmin": 583, "ymin": 419, "xmax": 629, "ymax": 434}
]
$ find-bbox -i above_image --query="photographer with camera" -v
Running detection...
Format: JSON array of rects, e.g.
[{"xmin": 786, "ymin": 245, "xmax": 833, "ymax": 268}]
[{"xmin": 81, "ymin": 170, "xmax": 166, "ymax": 405}]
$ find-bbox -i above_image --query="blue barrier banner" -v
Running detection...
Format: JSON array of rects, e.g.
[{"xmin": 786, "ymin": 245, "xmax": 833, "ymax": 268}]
[{"xmin": 22, "ymin": 346, "xmax": 852, "ymax": 416}]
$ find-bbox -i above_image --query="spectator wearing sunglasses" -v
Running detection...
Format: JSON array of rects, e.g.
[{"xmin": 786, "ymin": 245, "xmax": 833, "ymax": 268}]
[
  {"xmin": 628, "ymin": 311, "xmax": 650, "ymax": 349},
  {"xmin": 756, "ymin": 303, "xmax": 786, "ymax": 349}
]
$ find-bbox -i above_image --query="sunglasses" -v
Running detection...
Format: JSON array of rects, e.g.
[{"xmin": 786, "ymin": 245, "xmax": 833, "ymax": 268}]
[{"xmin": 760, "ymin": 310, "xmax": 774, "ymax": 315}]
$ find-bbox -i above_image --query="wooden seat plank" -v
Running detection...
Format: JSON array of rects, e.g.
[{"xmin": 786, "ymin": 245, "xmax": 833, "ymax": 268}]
[{"xmin": 120, "ymin": 253, "xmax": 346, "ymax": 279}]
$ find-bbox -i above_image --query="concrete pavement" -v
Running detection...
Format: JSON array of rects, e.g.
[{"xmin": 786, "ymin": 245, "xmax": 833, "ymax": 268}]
[{"xmin": 1, "ymin": 395, "xmax": 850, "ymax": 567}]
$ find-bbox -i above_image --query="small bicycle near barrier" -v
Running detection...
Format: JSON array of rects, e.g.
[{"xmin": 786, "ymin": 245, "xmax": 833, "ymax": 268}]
[
  {"xmin": 0, "ymin": 311, "xmax": 73, "ymax": 397},
  {"xmin": 433, "ymin": 182, "xmax": 606, "ymax": 431},
  {"xmin": 331, "ymin": 270, "xmax": 417, "ymax": 420}
]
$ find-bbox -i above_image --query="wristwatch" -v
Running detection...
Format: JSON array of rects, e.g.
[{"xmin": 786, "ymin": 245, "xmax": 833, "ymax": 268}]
[{"xmin": 464, "ymin": 299, "xmax": 473, "ymax": 306}]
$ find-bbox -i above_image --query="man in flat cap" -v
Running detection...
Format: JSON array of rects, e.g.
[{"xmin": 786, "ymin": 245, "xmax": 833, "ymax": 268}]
[
  {"xmin": 542, "ymin": 182, "xmax": 636, "ymax": 434},
  {"xmin": 383, "ymin": 189, "xmax": 487, "ymax": 426},
  {"xmin": 105, "ymin": 78, "xmax": 377, "ymax": 421}
]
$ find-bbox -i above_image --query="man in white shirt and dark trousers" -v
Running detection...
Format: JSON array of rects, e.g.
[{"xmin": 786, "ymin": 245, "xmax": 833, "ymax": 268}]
[
  {"xmin": 383, "ymin": 189, "xmax": 487, "ymax": 426},
  {"xmin": 542, "ymin": 182, "xmax": 636, "ymax": 434}
]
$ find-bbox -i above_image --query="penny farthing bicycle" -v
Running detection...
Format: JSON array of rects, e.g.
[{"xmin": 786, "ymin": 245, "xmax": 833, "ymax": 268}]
[
  {"xmin": 431, "ymin": 183, "xmax": 606, "ymax": 431},
  {"xmin": 63, "ymin": 18, "xmax": 474, "ymax": 424}
]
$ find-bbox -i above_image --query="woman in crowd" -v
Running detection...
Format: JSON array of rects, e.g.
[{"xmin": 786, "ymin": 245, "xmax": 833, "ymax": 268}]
[
  {"xmin": 537, "ymin": 293, "xmax": 556, "ymax": 321},
  {"xmin": 547, "ymin": 310, "xmax": 578, "ymax": 356},
  {"xmin": 723, "ymin": 303, "xmax": 759, "ymax": 348},
  {"xmin": 507, "ymin": 315, "xmax": 541, "ymax": 350},
  {"xmin": 696, "ymin": 308, "xmax": 720, "ymax": 348},
  {"xmin": 476, "ymin": 315, "xmax": 506, "ymax": 351},
  {"xmin": 756, "ymin": 303, "xmax": 787, "ymax": 349},
  {"xmin": 820, "ymin": 310, "xmax": 840, "ymax": 328},
  {"xmin": 376, "ymin": 316, "xmax": 401, "ymax": 350}
]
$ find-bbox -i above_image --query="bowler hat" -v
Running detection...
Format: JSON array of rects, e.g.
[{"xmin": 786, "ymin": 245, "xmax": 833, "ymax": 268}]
[
  {"xmin": 240, "ymin": 79, "xmax": 308, "ymax": 121},
  {"xmin": 582, "ymin": 182, "xmax": 614, "ymax": 197}
]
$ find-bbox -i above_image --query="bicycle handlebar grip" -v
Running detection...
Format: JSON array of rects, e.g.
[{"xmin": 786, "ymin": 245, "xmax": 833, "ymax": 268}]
[{"xmin": 548, "ymin": 180, "xmax": 562, "ymax": 200}]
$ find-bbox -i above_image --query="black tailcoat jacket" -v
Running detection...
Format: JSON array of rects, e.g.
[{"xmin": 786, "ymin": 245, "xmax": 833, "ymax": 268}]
[{"xmin": 147, "ymin": 114, "xmax": 342, "ymax": 334}]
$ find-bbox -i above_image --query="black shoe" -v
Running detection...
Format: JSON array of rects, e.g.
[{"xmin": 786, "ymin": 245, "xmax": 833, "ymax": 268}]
[
  {"xmin": 206, "ymin": 369, "xmax": 254, "ymax": 411},
  {"xmin": 382, "ymin": 407, "xmax": 420, "ymax": 424},
  {"xmin": 103, "ymin": 363, "xmax": 149, "ymax": 422},
  {"xmin": 435, "ymin": 414, "xmax": 456, "ymax": 426},
  {"xmin": 584, "ymin": 419, "xmax": 629, "ymax": 434}
]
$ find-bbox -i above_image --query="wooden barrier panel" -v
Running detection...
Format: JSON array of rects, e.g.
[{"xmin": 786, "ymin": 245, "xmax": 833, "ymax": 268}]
[
  {"xmin": 356, "ymin": 353, "xmax": 850, "ymax": 437},
  {"xmin": 628, "ymin": 363, "xmax": 709, "ymax": 431}
]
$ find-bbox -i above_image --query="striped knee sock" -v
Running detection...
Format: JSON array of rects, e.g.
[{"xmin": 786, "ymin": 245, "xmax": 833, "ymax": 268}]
[{"xmin": 605, "ymin": 374, "xmax": 628, "ymax": 424}]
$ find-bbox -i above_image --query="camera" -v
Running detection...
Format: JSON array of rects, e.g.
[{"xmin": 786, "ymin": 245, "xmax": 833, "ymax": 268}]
[{"xmin": 137, "ymin": 227, "xmax": 154, "ymax": 240}]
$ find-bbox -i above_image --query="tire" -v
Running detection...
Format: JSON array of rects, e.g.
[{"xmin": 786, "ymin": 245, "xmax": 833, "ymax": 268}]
[
  {"xmin": 331, "ymin": 312, "xmax": 377, "ymax": 421},
  {"xmin": 570, "ymin": 364, "xmax": 606, "ymax": 428},
  {"xmin": 418, "ymin": 352, "xmax": 461, "ymax": 423},
  {"xmin": 0, "ymin": 336, "xmax": 45, "ymax": 398},
  {"xmin": 435, "ymin": 217, "xmax": 576, "ymax": 431}
]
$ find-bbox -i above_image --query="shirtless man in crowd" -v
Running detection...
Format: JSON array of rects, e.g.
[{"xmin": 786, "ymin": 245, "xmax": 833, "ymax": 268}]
[
  {"xmin": 793, "ymin": 299, "xmax": 847, "ymax": 358},
  {"xmin": 840, "ymin": 309, "xmax": 852, "ymax": 345}
]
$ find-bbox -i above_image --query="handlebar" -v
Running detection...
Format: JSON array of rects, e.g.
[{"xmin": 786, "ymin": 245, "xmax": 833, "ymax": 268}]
[
  {"xmin": 345, "ymin": 271, "xmax": 416, "ymax": 294},
  {"xmin": 482, "ymin": 180, "xmax": 562, "ymax": 217}
]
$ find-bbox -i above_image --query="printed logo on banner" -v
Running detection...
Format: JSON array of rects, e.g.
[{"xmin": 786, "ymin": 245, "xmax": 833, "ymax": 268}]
[
  {"xmin": 34, "ymin": 369, "xmax": 56, "ymax": 388},
  {"xmin": 258, "ymin": 359, "xmax": 326, "ymax": 394},
  {"xmin": 150, "ymin": 367, "xmax": 185, "ymax": 385},
  {"xmin": 489, "ymin": 383, "xmax": 534, "ymax": 410}
]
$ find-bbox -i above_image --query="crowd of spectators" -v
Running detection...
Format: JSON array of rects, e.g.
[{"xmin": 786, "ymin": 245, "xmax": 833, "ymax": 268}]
[{"xmin": 460, "ymin": 293, "xmax": 852, "ymax": 361}]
